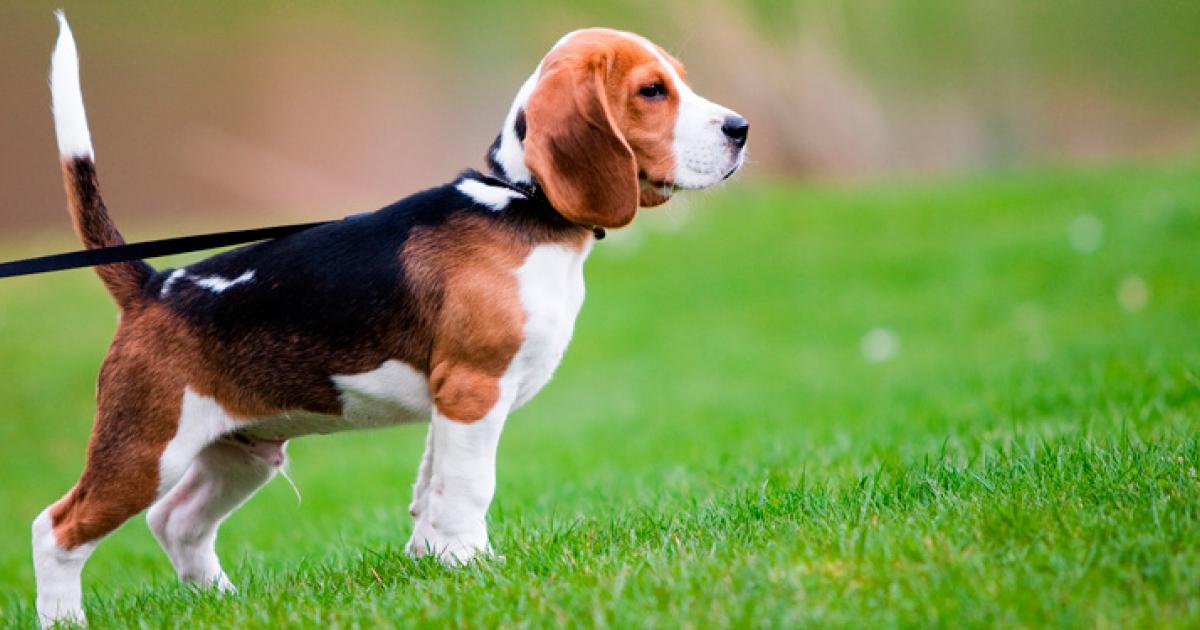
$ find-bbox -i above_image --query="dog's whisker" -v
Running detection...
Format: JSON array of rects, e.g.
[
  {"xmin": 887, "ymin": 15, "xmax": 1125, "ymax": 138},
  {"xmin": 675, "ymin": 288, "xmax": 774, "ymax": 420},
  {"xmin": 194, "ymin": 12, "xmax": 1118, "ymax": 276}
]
[{"xmin": 278, "ymin": 462, "xmax": 302, "ymax": 507}]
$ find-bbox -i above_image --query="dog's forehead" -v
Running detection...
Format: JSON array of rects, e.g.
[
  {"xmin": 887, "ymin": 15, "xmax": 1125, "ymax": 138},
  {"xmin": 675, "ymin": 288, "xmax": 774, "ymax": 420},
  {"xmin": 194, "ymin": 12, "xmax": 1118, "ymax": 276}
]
[{"xmin": 541, "ymin": 29, "xmax": 688, "ymax": 83}]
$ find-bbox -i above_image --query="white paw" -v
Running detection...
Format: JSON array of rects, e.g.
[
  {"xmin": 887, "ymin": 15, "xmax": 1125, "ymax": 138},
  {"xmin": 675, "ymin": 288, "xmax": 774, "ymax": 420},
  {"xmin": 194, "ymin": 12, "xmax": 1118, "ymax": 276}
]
[
  {"xmin": 37, "ymin": 603, "xmax": 86, "ymax": 629},
  {"xmin": 176, "ymin": 564, "xmax": 237, "ymax": 593},
  {"xmin": 405, "ymin": 519, "xmax": 490, "ymax": 566},
  {"xmin": 208, "ymin": 572, "xmax": 237, "ymax": 594}
]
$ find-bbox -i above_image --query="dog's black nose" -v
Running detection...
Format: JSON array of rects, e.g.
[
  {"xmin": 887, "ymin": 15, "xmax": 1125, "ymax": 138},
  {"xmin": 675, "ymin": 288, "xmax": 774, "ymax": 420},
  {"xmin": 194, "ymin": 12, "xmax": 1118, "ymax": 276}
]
[{"xmin": 722, "ymin": 115, "xmax": 749, "ymax": 147}]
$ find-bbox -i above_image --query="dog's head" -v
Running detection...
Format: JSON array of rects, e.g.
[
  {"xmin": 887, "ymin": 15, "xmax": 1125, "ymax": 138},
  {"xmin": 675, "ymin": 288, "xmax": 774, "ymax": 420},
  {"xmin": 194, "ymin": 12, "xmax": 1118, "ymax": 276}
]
[{"xmin": 489, "ymin": 28, "xmax": 748, "ymax": 229}]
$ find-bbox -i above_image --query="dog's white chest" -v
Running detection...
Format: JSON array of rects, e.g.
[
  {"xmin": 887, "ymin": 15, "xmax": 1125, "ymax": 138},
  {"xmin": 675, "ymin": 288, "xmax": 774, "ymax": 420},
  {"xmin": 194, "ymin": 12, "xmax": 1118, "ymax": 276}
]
[
  {"xmin": 507, "ymin": 242, "xmax": 590, "ymax": 409},
  {"xmin": 320, "ymin": 242, "xmax": 590, "ymax": 426}
]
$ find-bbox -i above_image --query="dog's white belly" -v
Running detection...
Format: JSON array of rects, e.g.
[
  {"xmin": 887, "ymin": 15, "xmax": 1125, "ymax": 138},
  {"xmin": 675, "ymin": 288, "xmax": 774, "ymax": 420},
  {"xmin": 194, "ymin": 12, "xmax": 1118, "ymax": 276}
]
[
  {"xmin": 237, "ymin": 360, "xmax": 433, "ymax": 440},
  {"xmin": 236, "ymin": 406, "xmax": 425, "ymax": 441}
]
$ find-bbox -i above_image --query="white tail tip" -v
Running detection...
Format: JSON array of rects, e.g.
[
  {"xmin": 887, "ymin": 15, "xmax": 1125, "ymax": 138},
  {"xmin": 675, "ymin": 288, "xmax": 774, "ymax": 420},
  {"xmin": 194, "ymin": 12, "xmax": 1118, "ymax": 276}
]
[{"xmin": 50, "ymin": 10, "xmax": 94, "ymax": 159}]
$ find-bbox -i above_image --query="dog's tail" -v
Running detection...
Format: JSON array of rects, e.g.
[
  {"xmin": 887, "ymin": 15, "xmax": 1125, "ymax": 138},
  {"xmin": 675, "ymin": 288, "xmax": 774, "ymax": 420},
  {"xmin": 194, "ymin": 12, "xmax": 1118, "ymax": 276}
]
[{"xmin": 51, "ymin": 11, "xmax": 151, "ymax": 310}]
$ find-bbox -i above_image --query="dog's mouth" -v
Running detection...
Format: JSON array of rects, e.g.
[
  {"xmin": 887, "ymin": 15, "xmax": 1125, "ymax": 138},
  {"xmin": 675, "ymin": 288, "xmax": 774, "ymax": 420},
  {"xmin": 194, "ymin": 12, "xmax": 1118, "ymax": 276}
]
[
  {"xmin": 638, "ymin": 177, "xmax": 676, "ymax": 206},
  {"xmin": 644, "ymin": 179, "xmax": 675, "ymax": 192},
  {"xmin": 722, "ymin": 150, "xmax": 746, "ymax": 181}
]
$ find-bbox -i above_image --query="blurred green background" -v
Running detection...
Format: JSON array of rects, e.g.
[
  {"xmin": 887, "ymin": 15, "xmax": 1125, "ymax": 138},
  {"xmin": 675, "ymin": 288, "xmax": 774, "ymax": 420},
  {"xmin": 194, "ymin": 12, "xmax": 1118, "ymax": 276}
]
[
  {"xmin": 1, "ymin": 1, "xmax": 1199, "ymax": 238},
  {"xmin": 1, "ymin": 1, "xmax": 1199, "ymax": 627}
]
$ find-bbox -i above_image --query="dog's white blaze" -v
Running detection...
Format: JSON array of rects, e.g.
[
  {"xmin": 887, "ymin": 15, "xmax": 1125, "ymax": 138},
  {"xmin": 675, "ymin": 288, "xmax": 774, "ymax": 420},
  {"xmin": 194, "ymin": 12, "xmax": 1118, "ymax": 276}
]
[
  {"xmin": 160, "ymin": 269, "xmax": 256, "ymax": 297},
  {"xmin": 32, "ymin": 510, "xmax": 94, "ymax": 627},
  {"xmin": 194, "ymin": 270, "xmax": 256, "ymax": 293},
  {"xmin": 406, "ymin": 240, "xmax": 592, "ymax": 563},
  {"xmin": 160, "ymin": 269, "xmax": 187, "ymax": 298},
  {"xmin": 623, "ymin": 32, "xmax": 743, "ymax": 189},
  {"xmin": 456, "ymin": 179, "xmax": 524, "ymax": 211},
  {"xmin": 50, "ymin": 12, "xmax": 94, "ymax": 159}
]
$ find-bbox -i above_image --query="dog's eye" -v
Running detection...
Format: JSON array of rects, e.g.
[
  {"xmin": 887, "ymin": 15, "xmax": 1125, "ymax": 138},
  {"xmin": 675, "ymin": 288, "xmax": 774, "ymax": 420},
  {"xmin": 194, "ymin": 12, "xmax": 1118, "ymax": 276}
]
[{"xmin": 638, "ymin": 82, "xmax": 668, "ymax": 100}]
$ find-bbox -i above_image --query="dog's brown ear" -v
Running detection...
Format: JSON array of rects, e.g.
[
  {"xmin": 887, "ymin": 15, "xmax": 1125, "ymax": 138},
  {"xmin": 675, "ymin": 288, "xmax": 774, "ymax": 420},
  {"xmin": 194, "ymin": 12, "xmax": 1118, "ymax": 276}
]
[{"xmin": 524, "ymin": 54, "xmax": 639, "ymax": 229}]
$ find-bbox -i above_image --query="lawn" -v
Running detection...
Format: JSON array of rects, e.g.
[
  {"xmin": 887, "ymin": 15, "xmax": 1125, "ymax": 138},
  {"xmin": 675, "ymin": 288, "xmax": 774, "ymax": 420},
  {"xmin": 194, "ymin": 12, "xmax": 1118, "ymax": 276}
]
[{"xmin": 0, "ymin": 162, "xmax": 1198, "ymax": 628}]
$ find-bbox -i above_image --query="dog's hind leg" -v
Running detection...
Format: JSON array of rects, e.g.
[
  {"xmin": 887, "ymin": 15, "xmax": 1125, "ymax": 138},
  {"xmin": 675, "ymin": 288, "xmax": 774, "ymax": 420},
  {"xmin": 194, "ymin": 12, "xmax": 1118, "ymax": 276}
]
[
  {"xmin": 32, "ymin": 358, "xmax": 189, "ymax": 627},
  {"xmin": 147, "ymin": 437, "xmax": 282, "ymax": 590}
]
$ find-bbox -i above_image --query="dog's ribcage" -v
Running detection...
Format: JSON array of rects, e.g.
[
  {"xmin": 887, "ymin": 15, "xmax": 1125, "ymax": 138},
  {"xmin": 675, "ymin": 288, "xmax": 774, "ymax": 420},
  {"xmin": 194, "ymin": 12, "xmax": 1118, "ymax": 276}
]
[{"xmin": 223, "ymin": 242, "xmax": 589, "ymax": 441}]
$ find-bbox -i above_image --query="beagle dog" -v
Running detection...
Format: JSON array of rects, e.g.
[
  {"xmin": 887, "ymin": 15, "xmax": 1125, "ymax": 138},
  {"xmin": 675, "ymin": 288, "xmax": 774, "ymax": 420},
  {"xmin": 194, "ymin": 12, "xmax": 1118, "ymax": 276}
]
[{"xmin": 33, "ymin": 14, "xmax": 747, "ymax": 626}]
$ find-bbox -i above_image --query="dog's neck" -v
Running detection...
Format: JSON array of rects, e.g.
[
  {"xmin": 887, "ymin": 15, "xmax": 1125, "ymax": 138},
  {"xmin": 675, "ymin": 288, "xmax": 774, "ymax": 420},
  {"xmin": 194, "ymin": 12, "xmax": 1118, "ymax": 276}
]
[{"xmin": 486, "ymin": 71, "xmax": 539, "ymax": 189}]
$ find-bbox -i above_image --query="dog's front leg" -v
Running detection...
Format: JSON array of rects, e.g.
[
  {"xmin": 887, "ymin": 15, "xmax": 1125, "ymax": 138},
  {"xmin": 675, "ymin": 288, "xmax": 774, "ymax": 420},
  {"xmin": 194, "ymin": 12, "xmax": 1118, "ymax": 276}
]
[
  {"xmin": 407, "ymin": 426, "xmax": 435, "ymax": 522},
  {"xmin": 406, "ymin": 389, "xmax": 513, "ymax": 564}
]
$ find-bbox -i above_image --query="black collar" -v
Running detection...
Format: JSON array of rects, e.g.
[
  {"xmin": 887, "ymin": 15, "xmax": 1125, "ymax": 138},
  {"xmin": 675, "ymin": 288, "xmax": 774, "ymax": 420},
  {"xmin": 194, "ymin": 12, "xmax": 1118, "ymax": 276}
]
[{"xmin": 477, "ymin": 169, "xmax": 605, "ymax": 240}]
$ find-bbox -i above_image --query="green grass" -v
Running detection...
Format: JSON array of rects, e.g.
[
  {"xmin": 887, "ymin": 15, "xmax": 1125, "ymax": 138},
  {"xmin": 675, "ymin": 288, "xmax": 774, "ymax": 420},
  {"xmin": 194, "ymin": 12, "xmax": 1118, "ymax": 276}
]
[{"xmin": 1, "ymin": 162, "xmax": 1199, "ymax": 627}]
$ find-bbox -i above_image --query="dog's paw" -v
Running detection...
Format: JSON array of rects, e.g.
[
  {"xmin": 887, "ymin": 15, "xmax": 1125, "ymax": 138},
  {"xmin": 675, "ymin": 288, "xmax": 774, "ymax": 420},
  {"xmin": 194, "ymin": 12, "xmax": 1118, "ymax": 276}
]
[
  {"xmin": 176, "ymin": 568, "xmax": 237, "ymax": 594},
  {"xmin": 212, "ymin": 572, "xmax": 237, "ymax": 594},
  {"xmin": 36, "ymin": 604, "xmax": 86, "ymax": 629},
  {"xmin": 407, "ymin": 495, "xmax": 427, "ymax": 519},
  {"xmin": 405, "ymin": 519, "xmax": 490, "ymax": 566}
]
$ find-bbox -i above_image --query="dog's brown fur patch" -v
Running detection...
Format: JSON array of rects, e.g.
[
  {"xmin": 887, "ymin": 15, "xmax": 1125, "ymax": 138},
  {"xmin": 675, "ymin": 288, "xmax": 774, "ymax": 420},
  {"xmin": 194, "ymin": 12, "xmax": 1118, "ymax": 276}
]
[
  {"xmin": 49, "ymin": 304, "xmax": 186, "ymax": 548},
  {"xmin": 406, "ymin": 214, "xmax": 528, "ymax": 422}
]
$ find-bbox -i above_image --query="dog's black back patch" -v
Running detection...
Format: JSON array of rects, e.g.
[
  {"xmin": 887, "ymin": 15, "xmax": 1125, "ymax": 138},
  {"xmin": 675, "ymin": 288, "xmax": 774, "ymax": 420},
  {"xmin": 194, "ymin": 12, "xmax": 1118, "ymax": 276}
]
[{"xmin": 146, "ymin": 172, "xmax": 569, "ymax": 413}]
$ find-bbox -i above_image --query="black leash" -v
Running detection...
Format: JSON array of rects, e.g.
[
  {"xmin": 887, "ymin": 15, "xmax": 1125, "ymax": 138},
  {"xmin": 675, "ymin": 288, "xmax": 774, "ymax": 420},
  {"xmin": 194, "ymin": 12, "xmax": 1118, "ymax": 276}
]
[
  {"xmin": 0, "ymin": 221, "xmax": 330, "ymax": 279},
  {"xmin": 0, "ymin": 171, "xmax": 607, "ymax": 280}
]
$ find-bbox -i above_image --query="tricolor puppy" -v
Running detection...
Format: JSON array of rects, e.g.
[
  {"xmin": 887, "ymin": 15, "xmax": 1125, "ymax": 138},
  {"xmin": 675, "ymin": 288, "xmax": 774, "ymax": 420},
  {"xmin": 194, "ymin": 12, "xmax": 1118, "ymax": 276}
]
[{"xmin": 33, "ymin": 13, "xmax": 748, "ymax": 626}]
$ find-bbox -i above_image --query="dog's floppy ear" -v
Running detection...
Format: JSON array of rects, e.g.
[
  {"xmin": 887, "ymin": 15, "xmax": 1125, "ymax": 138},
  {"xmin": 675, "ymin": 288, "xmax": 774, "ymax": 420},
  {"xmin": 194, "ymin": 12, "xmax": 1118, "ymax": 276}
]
[{"xmin": 524, "ymin": 54, "xmax": 639, "ymax": 229}]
